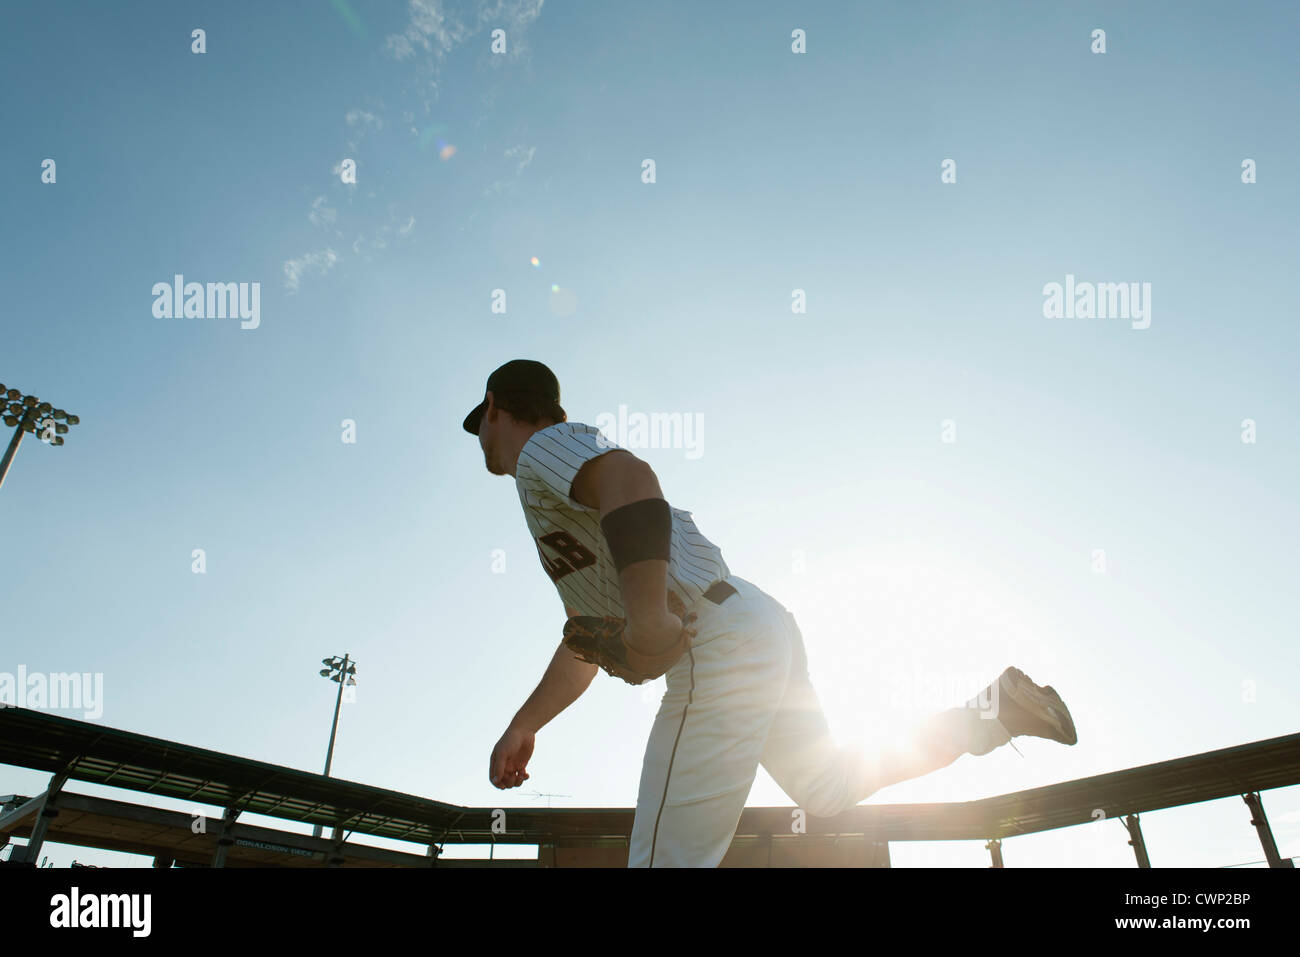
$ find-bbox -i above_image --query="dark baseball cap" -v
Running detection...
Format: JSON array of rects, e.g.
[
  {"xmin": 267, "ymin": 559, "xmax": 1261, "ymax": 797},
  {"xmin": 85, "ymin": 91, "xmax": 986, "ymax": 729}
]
[{"xmin": 462, "ymin": 359, "xmax": 561, "ymax": 434}]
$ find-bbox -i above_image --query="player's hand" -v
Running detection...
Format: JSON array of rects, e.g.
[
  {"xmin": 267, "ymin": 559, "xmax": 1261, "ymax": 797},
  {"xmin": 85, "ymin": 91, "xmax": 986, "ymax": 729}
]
[
  {"xmin": 489, "ymin": 724, "xmax": 535, "ymax": 789},
  {"xmin": 625, "ymin": 591, "xmax": 698, "ymax": 656},
  {"xmin": 624, "ymin": 611, "xmax": 689, "ymax": 655}
]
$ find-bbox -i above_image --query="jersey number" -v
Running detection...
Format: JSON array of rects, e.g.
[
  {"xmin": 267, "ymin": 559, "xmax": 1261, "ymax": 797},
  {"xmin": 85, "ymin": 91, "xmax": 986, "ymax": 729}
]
[{"xmin": 535, "ymin": 531, "xmax": 596, "ymax": 583}]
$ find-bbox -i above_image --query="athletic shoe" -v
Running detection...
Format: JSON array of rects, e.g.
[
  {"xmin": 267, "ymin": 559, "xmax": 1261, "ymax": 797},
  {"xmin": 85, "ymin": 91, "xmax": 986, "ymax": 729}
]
[{"xmin": 966, "ymin": 666, "xmax": 1078, "ymax": 747}]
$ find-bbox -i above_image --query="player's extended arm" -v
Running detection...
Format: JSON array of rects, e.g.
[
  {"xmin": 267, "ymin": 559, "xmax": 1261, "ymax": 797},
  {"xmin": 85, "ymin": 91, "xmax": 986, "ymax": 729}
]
[
  {"xmin": 570, "ymin": 450, "xmax": 685, "ymax": 655},
  {"xmin": 490, "ymin": 607, "xmax": 599, "ymax": 789},
  {"xmin": 512, "ymin": 611, "xmax": 599, "ymax": 734}
]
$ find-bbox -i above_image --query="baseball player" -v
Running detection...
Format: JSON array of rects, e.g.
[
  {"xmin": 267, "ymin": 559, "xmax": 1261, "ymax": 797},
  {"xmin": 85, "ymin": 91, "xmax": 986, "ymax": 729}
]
[{"xmin": 468, "ymin": 359, "xmax": 1078, "ymax": 867}]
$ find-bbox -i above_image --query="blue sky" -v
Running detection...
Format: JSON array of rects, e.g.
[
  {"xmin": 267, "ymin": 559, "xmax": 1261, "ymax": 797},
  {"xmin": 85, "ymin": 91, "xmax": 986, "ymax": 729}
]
[{"xmin": 1, "ymin": 0, "xmax": 1297, "ymax": 867}]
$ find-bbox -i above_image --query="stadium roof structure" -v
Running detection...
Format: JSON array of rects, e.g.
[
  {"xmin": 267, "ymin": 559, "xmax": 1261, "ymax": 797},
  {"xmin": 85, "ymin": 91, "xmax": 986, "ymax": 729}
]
[{"xmin": 1, "ymin": 706, "xmax": 1297, "ymax": 867}]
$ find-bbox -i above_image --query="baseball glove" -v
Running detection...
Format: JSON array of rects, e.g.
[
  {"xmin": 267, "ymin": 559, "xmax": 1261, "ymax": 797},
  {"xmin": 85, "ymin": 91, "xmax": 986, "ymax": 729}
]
[{"xmin": 563, "ymin": 591, "xmax": 698, "ymax": 685}]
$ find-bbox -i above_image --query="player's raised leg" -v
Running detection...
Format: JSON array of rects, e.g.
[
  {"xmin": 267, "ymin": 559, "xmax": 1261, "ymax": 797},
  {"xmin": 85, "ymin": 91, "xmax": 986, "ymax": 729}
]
[{"xmin": 759, "ymin": 610, "xmax": 1079, "ymax": 817}]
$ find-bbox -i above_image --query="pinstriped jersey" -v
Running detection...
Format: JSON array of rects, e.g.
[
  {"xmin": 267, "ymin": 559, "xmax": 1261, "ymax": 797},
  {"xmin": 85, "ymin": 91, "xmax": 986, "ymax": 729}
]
[{"xmin": 514, "ymin": 422, "xmax": 730, "ymax": 618}]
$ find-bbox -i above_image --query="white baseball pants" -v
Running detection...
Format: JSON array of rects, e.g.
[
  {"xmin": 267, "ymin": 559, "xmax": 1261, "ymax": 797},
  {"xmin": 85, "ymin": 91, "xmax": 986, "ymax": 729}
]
[{"xmin": 626, "ymin": 576, "xmax": 1008, "ymax": 867}]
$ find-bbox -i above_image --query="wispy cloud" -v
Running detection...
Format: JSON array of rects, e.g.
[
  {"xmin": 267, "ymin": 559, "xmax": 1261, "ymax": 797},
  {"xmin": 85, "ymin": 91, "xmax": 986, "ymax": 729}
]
[
  {"xmin": 283, "ymin": 248, "xmax": 339, "ymax": 293},
  {"xmin": 344, "ymin": 108, "xmax": 384, "ymax": 152},
  {"xmin": 385, "ymin": 0, "xmax": 545, "ymax": 96},
  {"xmin": 309, "ymin": 196, "xmax": 338, "ymax": 229},
  {"xmin": 482, "ymin": 144, "xmax": 536, "ymax": 196},
  {"xmin": 506, "ymin": 144, "xmax": 535, "ymax": 173},
  {"xmin": 385, "ymin": 0, "xmax": 470, "ymax": 61},
  {"xmin": 349, "ymin": 205, "xmax": 416, "ymax": 260},
  {"xmin": 345, "ymin": 109, "xmax": 382, "ymax": 130},
  {"xmin": 283, "ymin": 1, "xmax": 543, "ymax": 292}
]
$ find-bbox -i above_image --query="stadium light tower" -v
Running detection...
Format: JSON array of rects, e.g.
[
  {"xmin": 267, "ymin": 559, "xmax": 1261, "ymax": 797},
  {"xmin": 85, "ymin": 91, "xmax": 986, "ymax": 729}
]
[
  {"xmin": 0, "ymin": 383, "xmax": 80, "ymax": 492},
  {"xmin": 312, "ymin": 654, "xmax": 357, "ymax": 840}
]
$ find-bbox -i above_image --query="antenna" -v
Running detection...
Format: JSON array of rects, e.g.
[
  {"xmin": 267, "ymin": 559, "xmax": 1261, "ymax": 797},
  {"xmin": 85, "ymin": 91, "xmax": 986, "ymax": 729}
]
[{"xmin": 522, "ymin": 789, "xmax": 572, "ymax": 809}]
